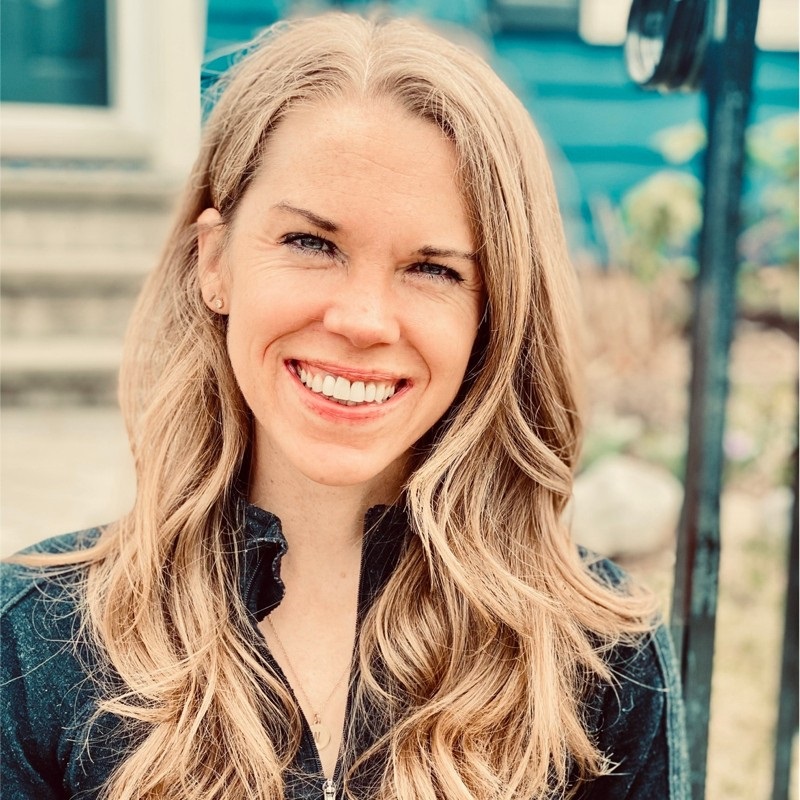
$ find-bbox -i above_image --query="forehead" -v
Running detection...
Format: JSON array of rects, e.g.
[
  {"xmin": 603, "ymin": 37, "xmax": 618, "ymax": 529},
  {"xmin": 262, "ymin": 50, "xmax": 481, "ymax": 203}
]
[
  {"xmin": 236, "ymin": 98, "xmax": 473, "ymax": 245},
  {"xmin": 264, "ymin": 96, "xmax": 457, "ymax": 178}
]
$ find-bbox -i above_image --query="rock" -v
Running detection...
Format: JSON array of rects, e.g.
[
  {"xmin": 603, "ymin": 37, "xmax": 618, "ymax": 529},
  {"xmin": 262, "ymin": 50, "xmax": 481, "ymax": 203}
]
[{"xmin": 570, "ymin": 454, "xmax": 683, "ymax": 558}]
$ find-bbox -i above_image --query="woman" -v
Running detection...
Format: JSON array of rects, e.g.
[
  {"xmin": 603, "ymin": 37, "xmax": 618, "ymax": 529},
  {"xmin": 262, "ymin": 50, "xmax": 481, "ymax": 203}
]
[{"xmin": 1, "ymin": 13, "xmax": 689, "ymax": 800}]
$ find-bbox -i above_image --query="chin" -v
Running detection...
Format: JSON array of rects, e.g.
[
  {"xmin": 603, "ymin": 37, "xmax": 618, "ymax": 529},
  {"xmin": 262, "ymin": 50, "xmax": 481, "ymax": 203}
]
[
  {"xmin": 303, "ymin": 463, "xmax": 393, "ymax": 489},
  {"xmin": 294, "ymin": 450, "xmax": 410, "ymax": 493}
]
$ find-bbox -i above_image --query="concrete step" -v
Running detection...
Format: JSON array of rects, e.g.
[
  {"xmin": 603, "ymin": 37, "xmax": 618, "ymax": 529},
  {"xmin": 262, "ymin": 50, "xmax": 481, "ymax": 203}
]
[
  {"xmin": 1, "ymin": 250, "xmax": 149, "ymax": 338},
  {"xmin": 0, "ymin": 167, "xmax": 176, "ymax": 405},
  {"xmin": 1, "ymin": 336, "xmax": 122, "ymax": 406},
  {"xmin": 1, "ymin": 176, "xmax": 175, "ymax": 256}
]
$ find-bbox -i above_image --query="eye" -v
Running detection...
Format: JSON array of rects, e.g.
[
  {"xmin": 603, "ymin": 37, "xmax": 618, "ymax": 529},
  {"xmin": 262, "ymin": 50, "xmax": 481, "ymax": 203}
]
[
  {"xmin": 409, "ymin": 261, "xmax": 464, "ymax": 283},
  {"xmin": 281, "ymin": 232, "xmax": 337, "ymax": 256}
]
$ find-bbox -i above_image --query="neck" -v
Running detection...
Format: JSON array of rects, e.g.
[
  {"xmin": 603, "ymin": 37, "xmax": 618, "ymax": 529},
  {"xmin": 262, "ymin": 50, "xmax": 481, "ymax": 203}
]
[{"xmin": 247, "ymin": 450, "xmax": 406, "ymax": 569}]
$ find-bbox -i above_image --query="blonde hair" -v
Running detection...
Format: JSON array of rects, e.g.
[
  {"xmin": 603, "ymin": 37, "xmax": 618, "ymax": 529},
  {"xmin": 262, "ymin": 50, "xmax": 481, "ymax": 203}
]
[{"xmin": 36, "ymin": 13, "xmax": 656, "ymax": 799}]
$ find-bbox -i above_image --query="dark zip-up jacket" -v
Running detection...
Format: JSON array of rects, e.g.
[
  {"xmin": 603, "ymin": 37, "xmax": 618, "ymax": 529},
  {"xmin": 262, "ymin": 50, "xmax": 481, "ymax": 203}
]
[{"xmin": 1, "ymin": 503, "xmax": 690, "ymax": 799}]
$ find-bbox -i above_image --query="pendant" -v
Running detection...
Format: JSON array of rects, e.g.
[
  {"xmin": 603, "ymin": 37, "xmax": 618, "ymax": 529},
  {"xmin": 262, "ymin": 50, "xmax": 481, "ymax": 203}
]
[{"xmin": 311, "ymin": 717, "xmax": 332, "ymax": 749}]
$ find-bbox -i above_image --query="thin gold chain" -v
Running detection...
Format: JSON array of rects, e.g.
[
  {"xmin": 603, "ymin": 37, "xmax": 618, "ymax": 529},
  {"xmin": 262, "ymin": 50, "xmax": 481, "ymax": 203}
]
[{"xmin": 265, "ymin": 615, "xmax": 351, "ymax": 724}]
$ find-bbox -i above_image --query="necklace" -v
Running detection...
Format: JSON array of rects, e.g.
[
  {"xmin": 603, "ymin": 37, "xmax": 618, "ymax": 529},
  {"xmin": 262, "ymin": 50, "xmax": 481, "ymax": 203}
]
[{"xmin": 265, "ymin": 615, "xmax": 351, "ymax": 750}]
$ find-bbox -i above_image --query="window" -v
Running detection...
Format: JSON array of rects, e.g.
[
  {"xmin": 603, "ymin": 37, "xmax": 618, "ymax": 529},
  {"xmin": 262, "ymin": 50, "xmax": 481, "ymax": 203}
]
[
  {"xmin": 0, "ymin": 0, "xmax": 202, "ymax": 176},
  {"xmin": 1, "ymin": 0, "xmax": 109, "ymax": 106}
]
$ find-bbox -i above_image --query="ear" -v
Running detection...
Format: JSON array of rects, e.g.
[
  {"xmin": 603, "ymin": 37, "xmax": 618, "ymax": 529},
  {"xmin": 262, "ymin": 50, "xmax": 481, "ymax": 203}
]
[{"xmin": 197, "ymin": 207, "xmax": 228, "ymax": 314}]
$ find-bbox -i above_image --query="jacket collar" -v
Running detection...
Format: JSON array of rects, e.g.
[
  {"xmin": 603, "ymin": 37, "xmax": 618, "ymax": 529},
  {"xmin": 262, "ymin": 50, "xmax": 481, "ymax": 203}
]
[{"xmin": 237, "ymin": 500, "xmax": 409, "ymax": 621}]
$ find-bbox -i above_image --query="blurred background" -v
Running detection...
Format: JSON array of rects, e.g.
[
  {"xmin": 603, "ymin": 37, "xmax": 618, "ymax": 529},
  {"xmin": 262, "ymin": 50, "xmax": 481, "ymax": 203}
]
[{"xmin": 0, "ymin": 1, "xmax": 797, "ymax": 797}]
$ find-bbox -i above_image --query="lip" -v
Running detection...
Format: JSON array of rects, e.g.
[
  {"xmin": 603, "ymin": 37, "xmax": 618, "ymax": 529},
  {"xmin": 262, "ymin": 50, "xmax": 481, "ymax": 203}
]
[
  {"xmin": 290, "ymin": 359, "xmax": 406, "ymax": 384},
  {"xmin": 285, "ymin": 360, "xmax": 410, "ymax": 420}
]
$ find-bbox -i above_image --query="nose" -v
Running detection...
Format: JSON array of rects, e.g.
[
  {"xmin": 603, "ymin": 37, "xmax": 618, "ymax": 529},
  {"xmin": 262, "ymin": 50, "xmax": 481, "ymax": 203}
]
[{"xmin": 322, "ymin": 270, "xmax": 401, "ymax": 348}]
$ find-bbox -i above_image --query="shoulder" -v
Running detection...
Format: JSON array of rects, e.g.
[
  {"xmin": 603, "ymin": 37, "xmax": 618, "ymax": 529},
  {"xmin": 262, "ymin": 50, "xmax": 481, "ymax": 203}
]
[
  {"xmin": 3, "ymin": 526, "xmax": 102, "ymax": 563},
  {"xmin": 7, "ymin": 527, "xmax": 102, "ymax": 560},
  {"xmin": 1, "ymin": 529, "xmax": 109, "ymax": 797},
  {"xmin": 1, "ymin": 528, "xmax": 102, "ymax": 674},
  {"xmin": 1, "ymin": 528, "xmax": 103, "ymax": 699},
  {"xmin": 1, "ymin": 528, "xmax": 100, "ymax": 690},
  {"xmin": 578, "ymin": 547, "xmax": 634, "ymax": 591},
  {"xmin": 577, "ymin": 550, "xmax": 678, "ymax": 691},
  {"xmin": 577, "ymin": 549, "xmax": 676, "ymax": 697},
  {"xmin": 576, "ymin": 551, "xmax": 690, "ymax": 799},
  {"xmin": 578, "ymin": 550, "xmax": 671, "ymax": 726},
  {"xmin": 1, "ymin": 528, "xmax": 100, "ymax": 613}
]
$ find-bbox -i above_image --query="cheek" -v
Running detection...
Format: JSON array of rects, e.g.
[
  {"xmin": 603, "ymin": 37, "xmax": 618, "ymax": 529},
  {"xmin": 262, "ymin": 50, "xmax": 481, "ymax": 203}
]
[
  {"xmin": 227, "ymin": 274, "xmax": 323, "ymax": 340},
  {"xmin": 223, "ymin": 293, "xmax": 295, "ymax": 392},
  {"xmin": 418, "ymin": 310, "xmax": 480, "ymax": 389}
]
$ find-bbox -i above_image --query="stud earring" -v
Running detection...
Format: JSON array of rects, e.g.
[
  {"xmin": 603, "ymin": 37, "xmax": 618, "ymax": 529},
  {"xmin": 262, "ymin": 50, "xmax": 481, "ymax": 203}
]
[{"xmin": 214, "ymin": 297, "xmax": 224, "ymax": 310}]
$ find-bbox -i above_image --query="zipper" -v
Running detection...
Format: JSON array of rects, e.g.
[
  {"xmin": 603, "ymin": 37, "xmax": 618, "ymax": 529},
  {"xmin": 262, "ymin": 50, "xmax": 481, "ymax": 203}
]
[{"xmin": 318, "ymin": 524, "xmax": 372, "ymax": 799}]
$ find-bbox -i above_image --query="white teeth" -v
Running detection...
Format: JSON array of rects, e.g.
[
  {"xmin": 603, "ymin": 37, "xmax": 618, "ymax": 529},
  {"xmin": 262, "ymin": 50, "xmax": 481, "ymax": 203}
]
[
  {"xmin": 333, "ymin": 376, "xmax": 350, "ymax": 400},
  {"xmin": 350, "ymin": 381, "xmax": 366, "ymax": 402},
  {"xmin": 321, "ymin": 375, "xmax": 336, "ymax": 397},
  {"xmin": 295, "ymin": 364, "xmax": 398, "ymax": 405}
]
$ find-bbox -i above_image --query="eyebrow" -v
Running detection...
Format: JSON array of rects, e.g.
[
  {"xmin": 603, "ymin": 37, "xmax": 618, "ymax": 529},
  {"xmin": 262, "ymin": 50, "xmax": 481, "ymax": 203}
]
[
  {"xmin": 414, "ymin": 245, "xmax": 477, "ymax": 263},
  {"xmin": 273, "ymin": 202, "xmax": 339, "ymax": 233},
  {"xmin": 274, "ymin": 201, "xmax": 476, "ymax": 262}
]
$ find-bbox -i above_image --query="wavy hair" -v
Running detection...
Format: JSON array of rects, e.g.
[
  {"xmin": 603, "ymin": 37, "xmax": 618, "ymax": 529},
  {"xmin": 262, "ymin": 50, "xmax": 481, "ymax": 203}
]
[{"xmin": 36, "ymin": 13, "xmax": 656, "ymax": 799}]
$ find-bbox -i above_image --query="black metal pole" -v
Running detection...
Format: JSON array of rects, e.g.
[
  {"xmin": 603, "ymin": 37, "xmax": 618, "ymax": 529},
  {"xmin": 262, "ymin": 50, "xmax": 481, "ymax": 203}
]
[
  {"xmin": 771, "ymin": 433, "xmax": 798, "ymax": 800},
  {"xmin": 669, "ymin": 1, "xmax": 761, "ymax": 797}
]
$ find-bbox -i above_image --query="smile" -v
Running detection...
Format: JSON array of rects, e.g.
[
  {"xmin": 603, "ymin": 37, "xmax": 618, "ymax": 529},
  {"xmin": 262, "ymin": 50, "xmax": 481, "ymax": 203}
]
[{"xmin": 291, "ymin": 361, "xmax": 406, "ymax": 406}]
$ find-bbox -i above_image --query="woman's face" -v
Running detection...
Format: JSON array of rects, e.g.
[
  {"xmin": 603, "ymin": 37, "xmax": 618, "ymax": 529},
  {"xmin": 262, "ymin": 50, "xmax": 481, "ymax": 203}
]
[{"xmin": 198, "ymin": 98, "xmax": 483, "ymax": 493}]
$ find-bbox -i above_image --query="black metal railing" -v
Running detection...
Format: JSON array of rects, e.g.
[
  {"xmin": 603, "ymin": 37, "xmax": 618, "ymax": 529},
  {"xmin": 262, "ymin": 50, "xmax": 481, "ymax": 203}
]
[{"xmin": 625, "ymin": 1, "xmax": 797, "ymax": 798}]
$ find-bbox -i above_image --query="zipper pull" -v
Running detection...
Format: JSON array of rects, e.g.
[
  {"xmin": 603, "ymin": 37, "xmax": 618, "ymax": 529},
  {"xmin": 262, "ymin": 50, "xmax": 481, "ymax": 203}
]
[{"xmin": 322, "ymin": 779, "xmax": 337, "ymax": 800}]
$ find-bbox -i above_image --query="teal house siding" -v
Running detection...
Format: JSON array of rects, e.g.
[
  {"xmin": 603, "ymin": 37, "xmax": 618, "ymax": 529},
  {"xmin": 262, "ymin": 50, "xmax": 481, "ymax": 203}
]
[
  {"xmin": 494, "ymin": 33, "xmax": 703, "ymax": 198},
  {"xmin": 205, "ymin": 0, "xmax": 287, "ymax": 64}
]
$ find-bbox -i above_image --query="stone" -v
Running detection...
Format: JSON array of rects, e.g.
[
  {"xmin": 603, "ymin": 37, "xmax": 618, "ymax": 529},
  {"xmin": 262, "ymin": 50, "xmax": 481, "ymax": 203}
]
[{"xmin": 570, "ymin": 454, "xmax": 683, "ymax": 558}]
